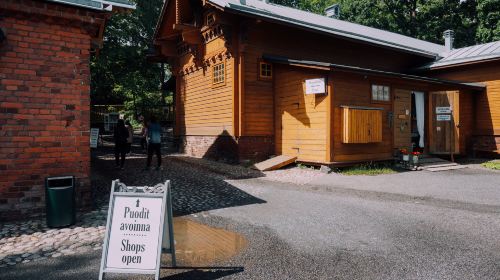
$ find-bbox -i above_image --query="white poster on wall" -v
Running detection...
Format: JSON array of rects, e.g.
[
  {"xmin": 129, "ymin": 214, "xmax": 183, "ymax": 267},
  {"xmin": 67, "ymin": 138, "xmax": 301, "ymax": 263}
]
[
  {"xmin": 90, "ymin": 128, "xmax": 99, "ymax": 148},
  {"xmin": 436, "ymin": 106, "xmax": 452, "ymax": 114},
  {"xmin": 437, "ymin": 114, "xmax": 451, "ymax": 121},
  {"xmin": 305, "ymin": 78, "xmax": 326, "ymax": 94}
]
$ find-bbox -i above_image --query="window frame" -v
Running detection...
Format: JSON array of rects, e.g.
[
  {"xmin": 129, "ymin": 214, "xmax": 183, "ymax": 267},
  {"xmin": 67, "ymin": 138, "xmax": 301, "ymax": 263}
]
[
  {"xmin": 206, "ymin": 12, "xmax": 216, "ymax": 26},
  {"xmin": 370, "ymin": 84, "xmax": 391, "ymax": 103},
  {"xmin": 258, "ymin": 61, "xmax": 273, "ymax": 80},
  {"xmin": 212, "ymin": 62, "xmax": 226, "ymax": 87}
]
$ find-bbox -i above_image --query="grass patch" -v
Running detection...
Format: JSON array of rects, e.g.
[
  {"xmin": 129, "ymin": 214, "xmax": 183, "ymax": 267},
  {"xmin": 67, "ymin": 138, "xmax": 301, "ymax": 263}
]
[
  {"xmin": 481, "ymin": 160, "xmax": 500, "ymax": 170},
  {"xmin": 337, "ymin": 162, "xmax": 398, "ymax": 176}
]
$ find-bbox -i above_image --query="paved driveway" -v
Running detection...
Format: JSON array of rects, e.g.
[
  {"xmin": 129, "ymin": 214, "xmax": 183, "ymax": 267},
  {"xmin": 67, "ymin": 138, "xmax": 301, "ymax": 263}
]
[{"xmin": 1, "ymin": 155, "xmax": 499, "ymax": 279}]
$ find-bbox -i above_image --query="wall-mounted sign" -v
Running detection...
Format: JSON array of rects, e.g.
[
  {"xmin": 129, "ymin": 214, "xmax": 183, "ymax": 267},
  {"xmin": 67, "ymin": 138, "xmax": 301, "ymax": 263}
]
[
  {"xmin": 436, "ymin": 114, "xmax": 451, "ymax": 121},
  {"xmin": 99, "ymin": 180, "xmax": 175, "ymax": 280},
  {"xmin": 436, "ymin": 106, "xmax": 452, "ymax": 114},
  {"xmin": 90, "ymin": 128, "xmax": 99, "ymax": 148},
  {"xmin": 305, "ymin": 78, "xmax": 326, "ymax": 95}
]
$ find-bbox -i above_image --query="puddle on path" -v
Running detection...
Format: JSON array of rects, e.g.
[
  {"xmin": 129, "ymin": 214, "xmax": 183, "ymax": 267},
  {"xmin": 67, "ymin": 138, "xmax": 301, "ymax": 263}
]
[{"xmin": 170, "ymin": 218, "xmax": 247, "ymax": 267}]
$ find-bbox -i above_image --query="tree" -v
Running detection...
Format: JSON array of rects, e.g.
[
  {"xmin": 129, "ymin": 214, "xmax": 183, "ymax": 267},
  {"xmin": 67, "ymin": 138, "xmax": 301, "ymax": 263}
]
[
  {"xmin": 476, "ymin": 0, "xmax": 500, "ymax": 43},
  {"xmin": 91, "ymin": 0, "xmax": 168, "ymax": 121}
]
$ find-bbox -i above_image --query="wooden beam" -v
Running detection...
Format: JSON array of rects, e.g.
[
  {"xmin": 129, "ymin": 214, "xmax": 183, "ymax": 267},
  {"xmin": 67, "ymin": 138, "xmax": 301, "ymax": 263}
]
[
  {"xmin": 326, "ymin": 74, "xmax": 333, "ymax": 162},
  {"xmin": 173, "ymin": 23, "xmax": 197, "ymax": 31},
  {"xmin": 160, "ymin": 41, "xmax": 177, "ymax": 57},
  {"xmin": 182, "ymin": 30, "xmax": 202, "ymax": 45}
]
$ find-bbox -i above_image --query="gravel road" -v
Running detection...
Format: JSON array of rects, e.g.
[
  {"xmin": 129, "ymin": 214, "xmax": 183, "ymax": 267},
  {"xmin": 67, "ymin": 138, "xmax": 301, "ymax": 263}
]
[{"xmin": 1, "ymin": 153, "xmax": 499, "ymax": 279}]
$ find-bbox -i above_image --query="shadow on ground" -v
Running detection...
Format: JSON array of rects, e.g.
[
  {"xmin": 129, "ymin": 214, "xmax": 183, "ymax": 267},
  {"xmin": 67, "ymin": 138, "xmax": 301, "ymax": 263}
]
[
  {"xmin": 91, "ymin": 147, "xmax": 266, "ymax": 217},
  {"xmin": 0, "ymin": 251, "xmax": 244, "ymax": 280}
]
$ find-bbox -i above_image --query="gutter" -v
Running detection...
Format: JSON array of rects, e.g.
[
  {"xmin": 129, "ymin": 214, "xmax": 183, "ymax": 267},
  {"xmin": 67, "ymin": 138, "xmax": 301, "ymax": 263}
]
[{"xmin": 263, "ymin": 54, "xmax": 486, "ymax": 91}]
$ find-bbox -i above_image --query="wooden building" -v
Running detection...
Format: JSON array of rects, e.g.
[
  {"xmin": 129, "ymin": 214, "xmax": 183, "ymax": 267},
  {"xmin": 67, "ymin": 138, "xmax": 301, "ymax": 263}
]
[
  {"xmin": 152, "ymin": 0, "xmax": 499, "ymax": 165},
  {"xmin": 0, "ymin": 0, "xmax": 134, "ymax": 220}
]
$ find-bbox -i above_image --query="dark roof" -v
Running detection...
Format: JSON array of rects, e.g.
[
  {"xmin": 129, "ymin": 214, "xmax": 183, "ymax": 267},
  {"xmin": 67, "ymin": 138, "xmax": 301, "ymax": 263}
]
[
  {"xmin": 263, "ymin": 54, "xmax": 486, "ymax": 91},
  {"xmin": 423, "ymin": 41, "xmax": 500, "ymax": 69},
  {"xmin": 208, "ymin": 0, "xmax": 444, "ymax": 58}
]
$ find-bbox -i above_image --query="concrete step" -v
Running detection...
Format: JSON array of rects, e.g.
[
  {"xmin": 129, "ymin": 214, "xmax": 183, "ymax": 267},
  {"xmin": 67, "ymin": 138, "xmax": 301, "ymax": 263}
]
[
  {"xmin": 421, "ymin": 163, "xmax": 459, "ymax": 169},
  {"xmin": 425, "ymin": 165, "xmax": 467, "ymax": 172}
]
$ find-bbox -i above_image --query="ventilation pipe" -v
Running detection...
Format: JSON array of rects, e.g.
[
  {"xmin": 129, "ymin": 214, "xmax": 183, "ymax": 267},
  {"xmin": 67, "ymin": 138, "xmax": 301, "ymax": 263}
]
[
  {"xmin": 325, "ymin": 4, "xmax": 340, "ymax": 19},
  {"xmin": 443, "ymin": 30, "xmax": 454, "ymax": 52}
]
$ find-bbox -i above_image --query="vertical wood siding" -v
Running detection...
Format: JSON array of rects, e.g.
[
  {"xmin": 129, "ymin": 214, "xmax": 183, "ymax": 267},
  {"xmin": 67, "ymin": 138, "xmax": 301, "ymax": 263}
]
[
  {"xmin": 177, "ymin": 55, "xmax": 234, "ymax": 136},
  {"xmin": 274, "ymin": 66, "xmax": 328, "ymax": 162}
]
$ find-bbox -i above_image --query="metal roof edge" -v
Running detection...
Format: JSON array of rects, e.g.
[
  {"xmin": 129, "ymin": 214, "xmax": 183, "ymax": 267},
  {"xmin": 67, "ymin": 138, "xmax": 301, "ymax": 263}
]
[
  {"xmin": 47, "ymin": 0, "xmax": 103, "ymax": 10},
  {"xmin": 262, "ymin": 54, "xmax": 486, "ymax": 91},
  {"xmin": 153, "ymin": 0, "xmax": 170, "ymax": 43},
  {"xmin": 99, "ymin": 0, "xmax": 136, "ymax": 9},
  {"xmin": 421, "ymin": 55, "xmax": 500, "ymax": 70}
]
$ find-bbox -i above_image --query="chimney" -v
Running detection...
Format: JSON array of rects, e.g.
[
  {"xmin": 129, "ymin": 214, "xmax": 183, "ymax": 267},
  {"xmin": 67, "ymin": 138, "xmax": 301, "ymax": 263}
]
[
  {"xmin": 325, "ymin": 4, "xmax": 340, "ymax": 19},
  {"xmin": 443, "ymin": 30, "xmax": 454, "ymax": 52}
]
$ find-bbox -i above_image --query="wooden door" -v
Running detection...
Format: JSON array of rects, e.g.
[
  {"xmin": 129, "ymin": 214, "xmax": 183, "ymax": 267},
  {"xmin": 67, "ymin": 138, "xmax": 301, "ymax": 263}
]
[
  {"xmin": 275, "ymin": 87, "xmax": 301, "ymax": 157},
  {"xmin": 429, "ymin": 91, "xmax": 459, "ymax": 154},
  {"xmin": 393, "ymin": 89, "xmax": 412, "ymax": 151}
]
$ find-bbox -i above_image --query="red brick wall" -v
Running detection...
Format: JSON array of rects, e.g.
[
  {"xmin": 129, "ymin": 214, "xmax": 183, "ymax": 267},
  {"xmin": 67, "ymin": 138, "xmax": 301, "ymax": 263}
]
[{"xmin": 0, "ymin": 2, "xmax": 98, "ymax": 220}]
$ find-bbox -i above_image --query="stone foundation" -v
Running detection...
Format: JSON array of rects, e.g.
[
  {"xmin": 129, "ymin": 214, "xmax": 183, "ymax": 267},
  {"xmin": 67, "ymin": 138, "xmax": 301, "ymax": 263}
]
[{"xmin": 179, "ymin": 135, "xmax": 274, "ymax": 163}]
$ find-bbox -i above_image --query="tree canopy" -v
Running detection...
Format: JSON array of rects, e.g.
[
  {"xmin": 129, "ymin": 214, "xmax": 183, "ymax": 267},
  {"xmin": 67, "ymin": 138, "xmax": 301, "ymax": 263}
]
[
  {"xmin": 271, "ymin": 0, "xmax": 500, "ymax": 47},
  {"xmin": 90, "ymin": 0, "xmax": 170, "ymax": 122},
  {"xmin": 90, "ymin": 0, "xmax": 500, "ymax": 116}
]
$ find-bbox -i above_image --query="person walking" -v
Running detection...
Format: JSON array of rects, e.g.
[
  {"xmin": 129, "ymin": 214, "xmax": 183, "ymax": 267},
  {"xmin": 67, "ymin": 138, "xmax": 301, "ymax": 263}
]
[
  {"xmin": 140, "ymin": 119, "xmax": 148, "ymax": 151},
  {"xmin": 146, "ymin": 116, "xmax": 162, "ymax": 171},
  {"xmin": 114, "ymin": 119, "xmax": 129, "ymax": 170},
  {"xmin": 125, "ymin": 120, "xmax": 134, "ymax": 154}
]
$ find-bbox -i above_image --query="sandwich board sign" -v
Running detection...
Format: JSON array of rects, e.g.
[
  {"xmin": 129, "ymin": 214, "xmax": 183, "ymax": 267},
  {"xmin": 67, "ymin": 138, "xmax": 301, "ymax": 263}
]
[{"xmin": 99, "ymin": 180, "xmax": 176, "ymax": 280}]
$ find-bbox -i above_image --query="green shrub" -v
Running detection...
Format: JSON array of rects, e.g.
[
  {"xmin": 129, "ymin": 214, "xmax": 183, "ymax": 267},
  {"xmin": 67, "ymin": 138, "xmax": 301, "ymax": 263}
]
[
  {"xmin": 338, "ymin": 161, "xmax": 397, "ymax": 176},
  {"xmin": 482, "ymin": 160, "xmax": 500, "ymax": 170}
]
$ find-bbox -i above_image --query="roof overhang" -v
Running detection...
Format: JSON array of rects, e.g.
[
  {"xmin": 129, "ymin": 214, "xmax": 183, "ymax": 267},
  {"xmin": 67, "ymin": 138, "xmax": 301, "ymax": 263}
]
[
  {"xmin": 47, "ymin": 0, "xmax": 135, "ymax": 11},
  {"xmin": 263, "ymin": 54, "xmax": 486, "ymax": 91},
  {"xmin": 152, "ymin": 0, "xmax": 444, "ymax": 59},
  {"xmin": 417, "ymin": 56, "xmax": 500, "ymax": 71}
]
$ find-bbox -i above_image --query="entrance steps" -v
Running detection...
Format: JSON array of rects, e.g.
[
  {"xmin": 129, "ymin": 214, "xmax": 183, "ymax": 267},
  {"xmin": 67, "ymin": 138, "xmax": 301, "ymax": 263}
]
[
  {"xmin": 418, "ymin": 156, "xmax": 467, "ymax": 172},
  {"xmin": 254, "ymin": 155, "xmax": 297, "ymax": 171}
]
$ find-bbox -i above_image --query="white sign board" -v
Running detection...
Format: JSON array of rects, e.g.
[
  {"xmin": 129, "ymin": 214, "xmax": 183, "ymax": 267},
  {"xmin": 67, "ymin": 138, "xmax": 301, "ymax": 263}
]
[
  {"xmin": 436, "ymin": 114, "xmax": 451, "ymax": 121},
  {"xmin": 90, "ymin": 128, "xmax": 99, "ymax": 148},
  {"xmin": 436, "ymin": 106, "xmax": 451, "ymax": 114},
  {"xmin": 99, "ymin": 180, "xmax": 175, "ymax": 280},
  {"xmin": 105, "ymin": 196, "xmax": 162, "ymax": 270},
  {"xmin": 305, "ymin": 78, "xmax": 326, "ymax": 95}
]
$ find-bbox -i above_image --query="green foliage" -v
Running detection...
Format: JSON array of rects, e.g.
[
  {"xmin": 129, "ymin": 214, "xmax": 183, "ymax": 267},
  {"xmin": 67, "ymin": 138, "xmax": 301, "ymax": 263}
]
[
  {"xmin": 476, "ymin": 0, "xmax": 500, "ymax": 43},
  {"xmin": 337, "ymin": 161, "xmax": 398, "ymax": 176},
  {"xmin": 270, "ymin": 0, "xmax": 499, "ymax": 47},
  {"xmin": 91, "ymin": 0, "xmax": 171, "ymax": 122},
  {"xmin": 482, "ymin": 160, "xmax": 500, "ymax": 170}
]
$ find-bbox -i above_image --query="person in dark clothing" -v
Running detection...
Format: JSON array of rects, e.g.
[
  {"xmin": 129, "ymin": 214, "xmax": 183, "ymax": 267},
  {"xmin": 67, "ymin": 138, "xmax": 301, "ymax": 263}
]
[
  {"xmin": 114, "ymin": 119, "xmax": 129, "ymax": 169},
  {"xmin": 146, "ymin": 116, "xmax": 162, "ymax": 170}
]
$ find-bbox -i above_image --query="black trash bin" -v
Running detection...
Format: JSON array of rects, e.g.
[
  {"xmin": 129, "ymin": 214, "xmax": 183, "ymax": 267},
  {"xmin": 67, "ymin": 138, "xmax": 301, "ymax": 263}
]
[{"xmin": 45, "ymin": 176, "xmax": 75, "ymax": 228}]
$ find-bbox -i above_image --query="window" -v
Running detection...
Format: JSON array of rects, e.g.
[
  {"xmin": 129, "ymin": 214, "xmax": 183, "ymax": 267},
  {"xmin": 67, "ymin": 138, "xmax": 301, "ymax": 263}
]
[
  {"xmin": 206, "ymin": 13, "xmax": 215, "ymax": 25},
  {"xmin": 371, "ymin": 84, "xmax": 390, "ymax": 102},
  {"xmin": 212, "ymin": 63, "xmax": 225, "ymax": 85},
  {"xmin": 342, "ymin": 106, "xmax": 383, "ymax": 143},
  {"xmin": 259, "ymin": 62, "xmax": 272, "ymax": 79}
]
